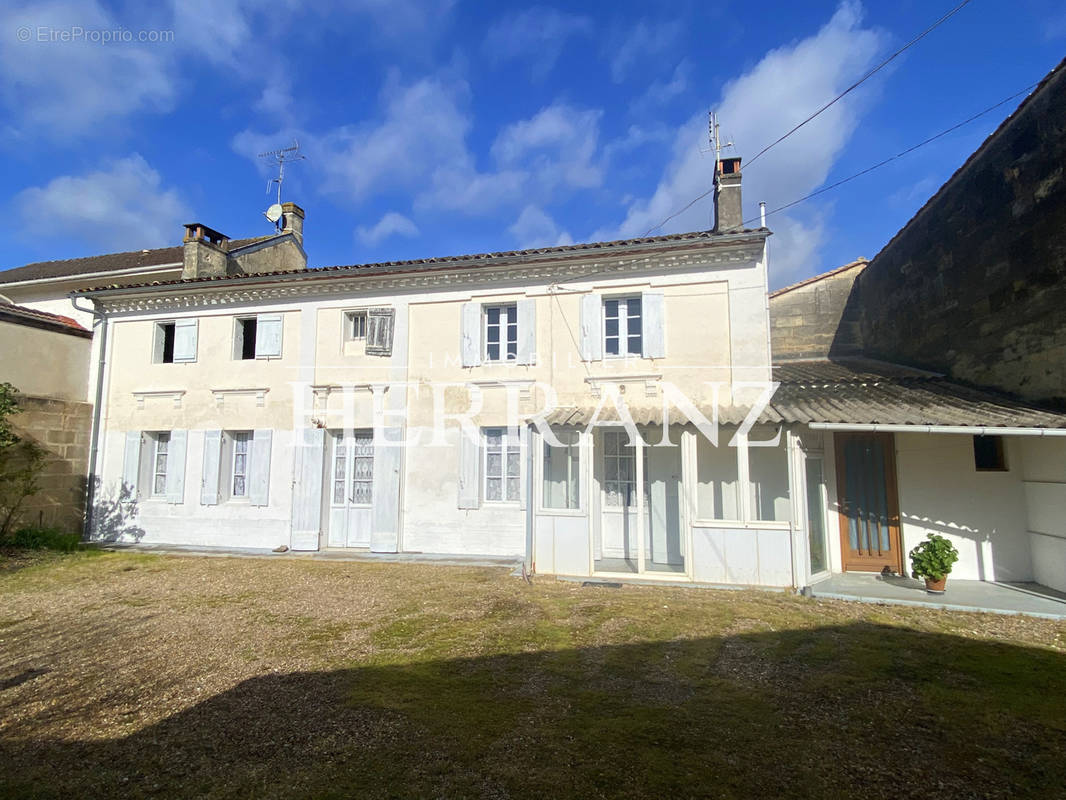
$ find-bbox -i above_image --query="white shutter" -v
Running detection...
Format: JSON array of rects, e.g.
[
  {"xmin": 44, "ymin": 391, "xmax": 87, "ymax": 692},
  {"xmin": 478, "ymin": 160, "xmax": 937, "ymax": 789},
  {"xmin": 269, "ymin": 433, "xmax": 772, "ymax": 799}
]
[
  {"xmin": 152, "ymin": 326, "xmax": 165, "ymax": 364},
  {"xmin": 642, "ymin": 291, "xmax": 666, "ymax": 359},
  {"xmin": 249, "ymin": 429, "xmax": 272, "ymax": 507},
  {"xmin": 365, "ymin": 308, "xmax": 395, "ymax": 357},
  {"xmin": 579, "ymin": 293, "xmax": 602, "ymax": 361},
  {"xmin": 371, "ymin": 429, "xmax": 403, "ymax": 553},
  {"xmin": 291, "ymin": 427, "xmax": 324, "ymax": 550},
  {"xmin": 201, "ymin": 430, "xmax": 222, "ymax": 505},
  {"xmin": 516, "ymin": 299, "xmax": 536, "ymax": 366},
  {"xmin": 255, "ymin": 314, "xmax": 284, "ymax": 358},
  {"xmin": 122, "ymin": 431, "xmax": 141, "ymax": 499},
  {"xmin": 165, "ymin": 430, "xmax": 188, "ymax": 504},
  {"xmin": 173, "ymin": 319, "xmax": 198, "ymax": 363},
  {"xmin": 458, "ymin": 428, "xmax": 480, "ymax": 509},
  {"xmin": 460, "ymin": 302, "xmax": 481, "ymax": 367}
]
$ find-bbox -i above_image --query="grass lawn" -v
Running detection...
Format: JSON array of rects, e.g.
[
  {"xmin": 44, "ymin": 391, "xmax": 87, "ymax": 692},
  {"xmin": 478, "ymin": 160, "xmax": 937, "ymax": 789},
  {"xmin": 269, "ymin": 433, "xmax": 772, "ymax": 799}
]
[{"xmin": 1, "ymin": 551, "xmax": 1064, "ymax": 799}]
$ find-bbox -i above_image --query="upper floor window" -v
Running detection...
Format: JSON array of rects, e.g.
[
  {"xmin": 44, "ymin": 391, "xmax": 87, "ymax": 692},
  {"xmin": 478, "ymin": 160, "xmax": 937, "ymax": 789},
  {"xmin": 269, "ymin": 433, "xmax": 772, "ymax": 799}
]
[
  {"xmin": 152, "ymin": 319, "xmax": 197, "ymax": 363},
  {"xmin": 233, "ymin": 314, "xmax": 283, "ymax": 360},
  {"xmin": 484, "ymin": 304, "xmax": 518, "ymax": 362},
  {"xmin": 345, "ymin": 310, "xmax": 367, "ymax": 341},
  {"xmin": 973, "ymin": 435, "xmax": 1007, "ymax": 471},
  {"xmin": 604, "ymin": 297, "xmax": 642, "ymax": 357}
]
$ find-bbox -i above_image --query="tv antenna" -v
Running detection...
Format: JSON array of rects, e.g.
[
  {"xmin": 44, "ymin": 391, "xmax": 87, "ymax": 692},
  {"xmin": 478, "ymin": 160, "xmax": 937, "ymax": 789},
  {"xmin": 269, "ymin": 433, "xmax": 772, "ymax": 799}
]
[{"xmin": 258, "ymin": 139, "xmax": 306, "ymax": 228}]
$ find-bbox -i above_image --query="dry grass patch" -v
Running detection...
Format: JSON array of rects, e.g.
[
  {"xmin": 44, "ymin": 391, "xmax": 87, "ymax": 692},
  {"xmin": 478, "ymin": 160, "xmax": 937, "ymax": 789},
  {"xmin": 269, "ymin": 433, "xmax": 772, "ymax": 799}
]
[{"xmin": 1, "ymin": 551, "xmax": 1064, "ymax": 799}]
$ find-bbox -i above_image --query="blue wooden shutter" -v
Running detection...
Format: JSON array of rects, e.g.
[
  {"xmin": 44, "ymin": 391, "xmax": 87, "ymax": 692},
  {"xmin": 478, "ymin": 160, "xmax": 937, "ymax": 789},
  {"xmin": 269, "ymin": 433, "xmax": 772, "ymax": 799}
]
[
  {"xmin": 516, "ymin": 299, "xmax": 536, "ymax": 365},
  {"xmin": 255, "ymin": 314, "xmax": 283, "ymax": 358},
  {"xmin": 122, "ymin": 431, "xmax": 141, "ymax": 500},
  {"xmin": 249, "ymin": 430, "xmax": 272, "ymax": 507},
  {"xmin": 579, "ymin": 293, "xmax": 602, "ymax": 361},
  {"xmin": 201, "ymin": 430, "xmax": 222, "ymax": 505},
  {"xmin": 642, "ymin": 291, "xmax": 666, "ymax": 358},
  {"xmin": 173, "ymin": 319, "xmax": 198, "ymax": 363},
  {"xmin": 460, "ymin": 302, "xmax": 481, "ymax": 367},
  {"xmin": 291, "ymin": 427, "xmax": 324, "ymax": 550},
  {"xmin": 165, "ymin": 430, "xmax": 188, "ymax": 504}
]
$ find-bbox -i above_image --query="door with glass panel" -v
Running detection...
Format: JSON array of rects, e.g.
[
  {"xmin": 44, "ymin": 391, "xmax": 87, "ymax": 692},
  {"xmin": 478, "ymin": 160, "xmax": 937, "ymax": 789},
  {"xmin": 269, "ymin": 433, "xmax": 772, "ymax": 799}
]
[
  {"xmin": 594, "ymin": 428, "xmax": 684, "ymax": 575},
  {"xmin": 327, "ymin": 431, "xmax": 374, "ymax": 548},
  {"xmin": 834, "ymin": 433, "xmax": 902, "ymax": 573}
]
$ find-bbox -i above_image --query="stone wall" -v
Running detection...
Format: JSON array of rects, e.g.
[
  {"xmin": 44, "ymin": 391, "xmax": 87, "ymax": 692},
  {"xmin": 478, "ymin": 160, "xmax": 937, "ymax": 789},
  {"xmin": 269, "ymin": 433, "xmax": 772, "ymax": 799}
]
[
  {"xmin": 769, "ymin": 260, "xmax": 866, "ymax": 361},
  {"xmin": 9, "ymin": 395, "xmax": 91, "ymax": 535},
  {"xmin": 854, "ymin": 58, "xmax": 1066, "ymax": 407}
]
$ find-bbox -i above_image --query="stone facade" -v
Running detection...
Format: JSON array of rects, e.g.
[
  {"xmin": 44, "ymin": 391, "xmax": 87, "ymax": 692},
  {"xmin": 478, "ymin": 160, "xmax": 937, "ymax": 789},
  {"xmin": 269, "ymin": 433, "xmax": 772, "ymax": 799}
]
[
  {"xmin": 769, "ymin": 259, "xmax": 866, "ymax": 361},
  {"xmin": 853, "ymin": 58, "xmax": 1066, "ymax": 407},
  {"xmin": 10, "ymin": 395, "xmax": 92, "ymax": 534}
]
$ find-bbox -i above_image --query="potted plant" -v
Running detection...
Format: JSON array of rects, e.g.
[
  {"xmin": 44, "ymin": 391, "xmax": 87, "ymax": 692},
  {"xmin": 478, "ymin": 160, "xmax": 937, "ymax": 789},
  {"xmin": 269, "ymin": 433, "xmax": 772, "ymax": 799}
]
[{"xmin": 909, "ymin": 533, "xmax": 960, "ymax": 594}]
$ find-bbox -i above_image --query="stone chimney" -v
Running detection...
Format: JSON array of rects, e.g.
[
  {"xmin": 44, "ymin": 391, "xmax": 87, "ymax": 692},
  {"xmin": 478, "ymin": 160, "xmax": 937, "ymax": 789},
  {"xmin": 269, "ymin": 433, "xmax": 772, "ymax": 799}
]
[
  {"xmin": 281, "ymin": 202, "xmax": 304, "ymax": 244},
  {"xmin": 713, "ymin": 156, "xmax": 743, "ymax": 233},
  {"xmin": 182, "ymin": 223, "xmax": 230, "ymax": 279}
]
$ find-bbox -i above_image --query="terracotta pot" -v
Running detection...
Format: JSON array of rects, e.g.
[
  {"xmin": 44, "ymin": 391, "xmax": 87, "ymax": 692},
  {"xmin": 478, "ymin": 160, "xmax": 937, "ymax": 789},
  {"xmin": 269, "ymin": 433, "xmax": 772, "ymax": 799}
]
[{"xmin": 924, "ymin": 576, "xmax": 947, "ymax": 593}]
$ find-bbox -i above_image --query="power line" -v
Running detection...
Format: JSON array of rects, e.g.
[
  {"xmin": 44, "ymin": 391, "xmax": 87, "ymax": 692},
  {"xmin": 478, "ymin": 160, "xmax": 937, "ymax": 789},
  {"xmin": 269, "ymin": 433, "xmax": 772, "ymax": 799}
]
[
  {"xmin": 743, "ymin": 0, "xmax": 975, "ymax": 170},
  {"xmin": 735, "ymin": 80, "xmax": 1040, "ymax": 229}
]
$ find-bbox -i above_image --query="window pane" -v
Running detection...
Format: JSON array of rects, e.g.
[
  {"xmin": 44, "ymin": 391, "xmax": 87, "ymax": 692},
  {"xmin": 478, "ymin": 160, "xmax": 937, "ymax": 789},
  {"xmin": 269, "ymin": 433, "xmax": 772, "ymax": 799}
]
[
  {"xmin": 748, "ymin": 431, "xmax": 790, "ymax": 522},
  {"xmin": 487, "ymin": 452, "xmax": 502, "ymax": 477},
  {"xmin": 605, "ymin": 317, "xmax": 619, "ymax": 337},
  {"xmin": 505, "ymin": 305, "xmax": 516, "ymax": 323},
  {"xmin": 627, "ymin": 315, "xmax": 641, "ymax": 336},
  {"xmin": 543, "ymin": 431, "xmax": 579, "ymax": 510},
  {"xmin": 333, "ymin": 480, "xmax": 345, "ymax": 504},
  {"xmin": 233, "ymin": 476, "xmax": 246, "ymax": 497},
  {"xmin": 155, "ymin": 454, "xmax": 167, "ymax": 473},
  {"xmin": 486, "ymin": 478, "xmax": 502, "ymax": 501},
  {"xmin": 154, "ymin": 475, "xmax": 167, "ymax": 495},
  {"xmin": 696, "ymin": 434, "xmax": 740, "ymax": 520},
  {"xmin": 627, "ymin": 334, "xmax": 642, "ymax": 355},
  {"xmin": 605, "ymin": 337, "xmax": 619, "ymax": 356},
  {"xmin": 604, "ymin": 299, "xmax": 619, "ymax": 318},
  {"xmin": 486, "ymin": 307, "xmax": 500, "ymax": 324},
  {"xmin": 506, "ymin": 477, "xmax": 520, "ymax": 501},
  {"xmin": 486, "ymin": 343, "xmax": 500, "ymax": 361},
  {"xmin": 627, "ymin": 297, "xmax": 641, "ymax": 316}
]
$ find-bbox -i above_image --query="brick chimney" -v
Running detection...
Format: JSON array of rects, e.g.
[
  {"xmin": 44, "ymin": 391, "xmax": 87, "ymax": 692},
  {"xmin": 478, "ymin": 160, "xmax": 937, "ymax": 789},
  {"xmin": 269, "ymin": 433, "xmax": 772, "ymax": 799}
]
[
  {"xmin": 182, "ymin": 223, "xmax": 230, "ymax": 279},
  {"xmin": 281, "ymin": 202, "xmax": 304, "ymax": 244},
  {"xmin": 713, "ymin": 156, "xmax": 743, "ymax": 233}
]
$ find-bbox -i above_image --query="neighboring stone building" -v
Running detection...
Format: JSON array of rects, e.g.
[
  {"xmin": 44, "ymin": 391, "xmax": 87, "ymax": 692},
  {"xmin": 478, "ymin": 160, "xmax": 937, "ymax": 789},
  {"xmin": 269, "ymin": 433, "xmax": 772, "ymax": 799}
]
[
  {"xmin": 768, "ymin": 258, "xmax": 866, "ymax": 361},
  {"xmin": 851, "ymin": 56, "xmax": 1066, "ymax": 408},
  {"xmin": 0, "ymin": 303, "xmax": 93, "ymax": 533}
]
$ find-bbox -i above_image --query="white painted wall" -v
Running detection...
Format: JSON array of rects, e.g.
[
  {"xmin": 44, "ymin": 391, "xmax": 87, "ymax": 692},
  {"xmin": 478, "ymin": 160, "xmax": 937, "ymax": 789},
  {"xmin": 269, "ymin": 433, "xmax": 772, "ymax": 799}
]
[
  {"xmin": 1019, "ymin": 437, "xmax": 1066, "ymax": 592},
  {"xmin": 690, "ymin": 527, "xmax": 793, "ymax": 586},
  {"xmin": 892, "ymin": 433, "xmax": 1032, "ymax": 582}
]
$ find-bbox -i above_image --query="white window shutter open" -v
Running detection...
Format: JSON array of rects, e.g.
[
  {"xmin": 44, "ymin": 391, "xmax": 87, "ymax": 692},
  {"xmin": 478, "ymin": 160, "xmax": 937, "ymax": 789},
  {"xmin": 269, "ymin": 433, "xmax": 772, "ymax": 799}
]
[
  {"xmin": 516, "ymin": 299, "xmax": 536, "ymax": 365},
  {"xmin": 249, "ymin": 429, "xmax": 273, "ymax": 507},
  {"xmin": 255, "ymin": 314, "xmax": 284, "ymax": 358},
  {"xmin": 152, "ymin": 326, "xmax": 165, "ymax": 364},
  {"xmin": 122, "ymin": 431, "xmax": 141, "ymax": 499},
  {"xmin": 290, "ymin": 427, "xmax": 324, "ymax": 550},
  {"xmin": 165, "ymin": 430, "xmax": 188, "ymax": 504},
  {"xmin": 642, "ymin": 291, "xmax": 666, "ymax": 359},
  {"xmin": 371, "ymin": 429, "xmax": 403, "ymax": 552},
  {"xmin": 365, "ymin": 307, "xmax": 395, "ymax": 356},
  {"xmin": 460, "ymin": 302, "xmax": 482, "ymax": 367},
  {"xmin": 458, "ymin": 429, "xmax": 480, "ymax": 509},
  {"xmin": 579, "ymin": 293, "xmax": 602, "ymax": 361},
  {"xmin": 173, "ymin": 319, "xmax": 198, "ymax": 363},
  {"xmin": 201, "ymin": 430, "xmax": 222, "ymax": 505}
]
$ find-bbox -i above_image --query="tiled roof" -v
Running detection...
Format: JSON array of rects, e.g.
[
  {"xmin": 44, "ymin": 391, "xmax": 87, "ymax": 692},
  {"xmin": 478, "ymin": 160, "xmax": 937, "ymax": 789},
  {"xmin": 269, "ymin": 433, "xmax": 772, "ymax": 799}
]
[
  {"xmin": 0, "ymin": 303, "xmax": 91, "ymax": 338},
  {"xmin": 75, "ymin": 227, "xmax": 768, "ymax": 294},
  {"xmin": 0, "ymin": 237, "xmax": 268, "ymax": 286}
]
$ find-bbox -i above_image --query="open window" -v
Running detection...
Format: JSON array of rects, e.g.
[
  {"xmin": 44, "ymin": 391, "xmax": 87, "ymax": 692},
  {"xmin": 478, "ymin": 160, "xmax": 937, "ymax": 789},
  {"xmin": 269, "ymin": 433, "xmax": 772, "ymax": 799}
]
[
  {"xmin": 344, "ymin": 310, "xmax": 367, "ymax": 342},
  {"xmin": 973, "ymin": 435, "xmax": 1007, "ymax": 471},
  {"xmin": 153, "ymin": 319, "xmax": 197, "ymax": 363},
  {"xmin": 234, "ymin": 314, "xmax": 283, "ymax": 360}
]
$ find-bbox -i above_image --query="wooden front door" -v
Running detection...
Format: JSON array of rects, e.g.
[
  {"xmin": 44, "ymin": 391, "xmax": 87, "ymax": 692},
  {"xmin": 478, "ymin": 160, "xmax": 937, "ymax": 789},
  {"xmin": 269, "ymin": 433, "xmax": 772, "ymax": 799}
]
[{"xmin": 834, "ymin": 433, "xmax": 903, "ymax": 573}]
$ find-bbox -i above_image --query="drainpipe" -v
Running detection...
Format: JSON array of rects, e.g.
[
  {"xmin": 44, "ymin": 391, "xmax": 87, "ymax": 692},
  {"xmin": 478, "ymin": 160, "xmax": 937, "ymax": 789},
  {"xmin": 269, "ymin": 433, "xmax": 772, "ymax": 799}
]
[
  {"xmin": 69, "ymin": 293, "xmax": 107, "ymax": 540},
  {"xmin": 524, "ymin": 422, "xmax": 534, "ymax": 577}
]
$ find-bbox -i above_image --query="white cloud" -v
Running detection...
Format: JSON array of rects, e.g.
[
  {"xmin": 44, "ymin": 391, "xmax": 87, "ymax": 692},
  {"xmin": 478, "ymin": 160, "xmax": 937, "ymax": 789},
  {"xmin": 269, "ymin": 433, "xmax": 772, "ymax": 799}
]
[
  {"xmin": 509, "ymin": 205, "xmax": 573, "ymax": 249},
  {"xmin": 356, "ymin": 211, "xmax": 420, "ymax": 245},
  {"xmin": 14, "ymin": 154, "xmax": 189, "ymax": 251},
  {"xmin": 0, "ymin": 0, "xmax": 177, "ymax": 137},
  {"xmin": 631, "ymin": 60, "xmax": 690, "ymax": 114},
  {"xmin": 492, "ymin": 103, "xmax": 604, "ymax": 191},
  {"xmin": 597, "ymin": 1, "xmax": 887, "ymax": 287},
  {"xmin": 484, "ymin": 7, "xmax": 592, "ymax": 78},
  {"xmin": 606, "ymin": 19, "xmax": 682, "ymax": 83}
]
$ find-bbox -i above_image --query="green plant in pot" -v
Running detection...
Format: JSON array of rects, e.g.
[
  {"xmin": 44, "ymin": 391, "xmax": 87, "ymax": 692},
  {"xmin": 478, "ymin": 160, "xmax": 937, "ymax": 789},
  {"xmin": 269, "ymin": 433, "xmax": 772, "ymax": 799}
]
[{"xmin": 909, "ymin": 533, "xmax": 959, "ymax": 593}]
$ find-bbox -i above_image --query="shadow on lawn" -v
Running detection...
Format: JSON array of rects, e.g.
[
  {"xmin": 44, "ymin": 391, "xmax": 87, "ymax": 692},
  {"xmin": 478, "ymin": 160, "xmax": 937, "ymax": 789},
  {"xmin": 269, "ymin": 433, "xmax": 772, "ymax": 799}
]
[{"xmin": 2, "ymin": 622, "xmax": 1064, "ymax": 799}]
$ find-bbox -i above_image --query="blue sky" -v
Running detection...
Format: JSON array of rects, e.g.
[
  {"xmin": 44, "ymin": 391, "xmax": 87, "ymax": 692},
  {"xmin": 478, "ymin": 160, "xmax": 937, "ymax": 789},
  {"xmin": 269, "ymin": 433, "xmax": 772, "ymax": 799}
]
[{"xmin": 1, "ymin": 0, "xmax": 1064, "ymax": 288}]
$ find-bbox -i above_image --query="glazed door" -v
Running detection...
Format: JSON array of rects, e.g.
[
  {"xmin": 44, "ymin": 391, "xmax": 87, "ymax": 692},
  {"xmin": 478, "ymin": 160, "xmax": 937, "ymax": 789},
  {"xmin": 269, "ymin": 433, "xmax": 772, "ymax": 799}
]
[
  {"xmin": 327, "ymin": 431, "xmax": 374, "ymax": 548},
  {"xmin": 834, "ymin": 433, "xmax": 903, "ymax": 573}
]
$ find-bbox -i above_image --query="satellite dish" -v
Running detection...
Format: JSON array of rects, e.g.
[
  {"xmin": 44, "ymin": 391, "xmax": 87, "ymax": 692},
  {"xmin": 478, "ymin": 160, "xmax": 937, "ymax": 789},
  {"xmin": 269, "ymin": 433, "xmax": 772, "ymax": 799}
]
[{"xmin": 264, "ymin": 203, "xmax": 283, "ymax": 223}]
